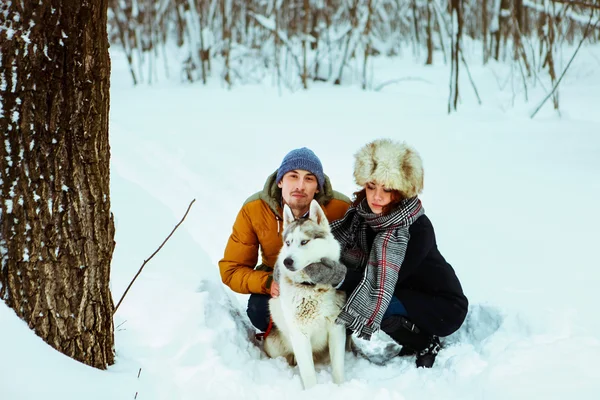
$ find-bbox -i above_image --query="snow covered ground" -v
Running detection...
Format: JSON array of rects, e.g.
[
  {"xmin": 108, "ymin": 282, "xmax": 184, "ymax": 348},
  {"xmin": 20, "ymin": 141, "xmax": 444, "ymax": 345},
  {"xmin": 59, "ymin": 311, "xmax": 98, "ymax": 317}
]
[{"xmin": 2, "ymin": 46, "xmax": 600, "ymax": 399}]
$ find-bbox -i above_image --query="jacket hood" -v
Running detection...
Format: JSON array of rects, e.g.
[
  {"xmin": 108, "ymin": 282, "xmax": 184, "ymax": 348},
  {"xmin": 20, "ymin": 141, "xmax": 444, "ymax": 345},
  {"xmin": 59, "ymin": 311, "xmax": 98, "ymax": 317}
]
[{"xmin": 353, "ymin": 139, "xmax": 424, "ymax": 198}]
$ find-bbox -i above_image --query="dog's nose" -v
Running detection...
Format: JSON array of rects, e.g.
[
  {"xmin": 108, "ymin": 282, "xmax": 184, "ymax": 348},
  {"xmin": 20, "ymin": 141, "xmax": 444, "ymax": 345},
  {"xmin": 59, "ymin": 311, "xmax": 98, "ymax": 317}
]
[{"xmin": 283, "ymin": 257, "xmax": 294, "ymax": 270}]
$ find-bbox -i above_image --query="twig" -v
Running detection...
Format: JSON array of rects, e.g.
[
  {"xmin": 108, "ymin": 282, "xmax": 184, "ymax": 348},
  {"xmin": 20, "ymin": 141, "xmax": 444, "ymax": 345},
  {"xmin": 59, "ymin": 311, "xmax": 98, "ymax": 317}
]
[
  {"xmin": 134, "ymin": 368, "xmax": 142, "ymax": 399},
  {"xmin": 374, "ymin": 76, "xmax": 433, "ymax": 91},
  {"xmin": 459, "ymin": 50, "xmax": 482, "ymax": 105},
  {"xmin": 551, "ymin": 0, "xmax": 600, "ymax": 11},
  {"xmin": 113, "ymin": 199, "xmax": 196, "ymax": 314},
  {"xmin": 531, "ymin": 12, "xmax": 598, "ymax": 118}
]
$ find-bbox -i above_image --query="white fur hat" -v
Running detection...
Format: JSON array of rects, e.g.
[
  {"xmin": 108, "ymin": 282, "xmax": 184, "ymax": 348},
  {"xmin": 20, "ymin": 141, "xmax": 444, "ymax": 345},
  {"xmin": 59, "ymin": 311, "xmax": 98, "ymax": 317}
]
[{"xmin": 353, "ymin": 139, "xmax": 424, "ymax": 198}]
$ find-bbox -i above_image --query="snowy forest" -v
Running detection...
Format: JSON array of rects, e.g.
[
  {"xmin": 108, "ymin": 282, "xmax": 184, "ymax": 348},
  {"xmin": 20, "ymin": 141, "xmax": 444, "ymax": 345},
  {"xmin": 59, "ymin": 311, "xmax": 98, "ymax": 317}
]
[
  {"xmin": 109, "ymin": 0, "xmax": 600, "ymax": 111},
  {"xmin": 1, "ymin": 1, "xmax": 600, "ymax": 399}
]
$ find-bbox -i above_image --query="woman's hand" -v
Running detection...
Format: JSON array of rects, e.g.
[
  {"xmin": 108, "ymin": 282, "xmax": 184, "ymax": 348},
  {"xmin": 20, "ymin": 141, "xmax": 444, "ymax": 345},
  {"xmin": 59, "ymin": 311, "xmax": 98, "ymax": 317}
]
[{"xmin": 304, "ymin": 258, "xmax": 347, "ymax": 287}]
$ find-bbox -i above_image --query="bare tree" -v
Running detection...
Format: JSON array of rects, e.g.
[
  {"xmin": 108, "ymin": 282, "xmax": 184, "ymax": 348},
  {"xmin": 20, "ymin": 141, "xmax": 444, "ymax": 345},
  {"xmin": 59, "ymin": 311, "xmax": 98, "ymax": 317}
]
[
  {"xmin": 482, "ymin": 0, "xmax": 489, "ymax": 63},
  {"xmin": 426, "ymin": 0, "xmax": 435, "ymax": 65},
  {"xmin": 0, "ymin": 1, "xmax": 115, "ymax": 369},
  {"xmin": 449, "ymin": 0, "xmax": 463, "ymax": 112},
  {"xmin": 197, "ymin": 0, "xmax": 209, "ymax": 84},
  {"xmin": 334, "ymin": 0, "xmax": 361, "ymax": 85},
  {"xmin": 362, "ymin": 0, "xmax": 375, "ymax": 89},
  {"xmin": 540, "ymin": 1, "xmax": 560, "ymax": 110},
  {"xmin": 412, "ymin": 0, "xmax": 421, "ymax": 57},
  {"xmin": 103, "ymin": 0, "xmax": 599, "ymax": 112},
  {"xmin": 302, "ymin": 0, "xmax": 310, "ymax": 89},
  {"xmin": 222, "ymin": 0, "xmax": 232, "ymax": 87},
  {"xmin": 110, "ymin": 0, "xmax": 139, "ymax": 84}
]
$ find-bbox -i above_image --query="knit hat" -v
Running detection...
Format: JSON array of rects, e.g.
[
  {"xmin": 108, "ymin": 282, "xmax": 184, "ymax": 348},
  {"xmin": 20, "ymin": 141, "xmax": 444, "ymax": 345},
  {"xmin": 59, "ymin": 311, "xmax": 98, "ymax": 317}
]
[
  {"xmin": 276, "ymin": 147, "xmax": 325, "ymax": 190},
  {"xmin": 353, "ymin": 139, "xmax": 424, "ymax": 198}
]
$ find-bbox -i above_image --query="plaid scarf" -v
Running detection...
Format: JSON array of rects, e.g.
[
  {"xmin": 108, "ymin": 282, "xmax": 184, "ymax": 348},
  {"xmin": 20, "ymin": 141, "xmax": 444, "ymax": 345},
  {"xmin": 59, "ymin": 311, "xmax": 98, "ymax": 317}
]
[{"xmin": 331, "ymin": 197, "xmax": 424, "ymax": 340}]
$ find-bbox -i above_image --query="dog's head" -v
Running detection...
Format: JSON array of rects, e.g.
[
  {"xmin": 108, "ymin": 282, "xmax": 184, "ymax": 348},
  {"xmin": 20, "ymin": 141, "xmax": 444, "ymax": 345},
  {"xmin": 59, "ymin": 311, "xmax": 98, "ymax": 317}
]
[{"xmin": 277, "ymin": 200, "xmax": 340, "ymax": 278}]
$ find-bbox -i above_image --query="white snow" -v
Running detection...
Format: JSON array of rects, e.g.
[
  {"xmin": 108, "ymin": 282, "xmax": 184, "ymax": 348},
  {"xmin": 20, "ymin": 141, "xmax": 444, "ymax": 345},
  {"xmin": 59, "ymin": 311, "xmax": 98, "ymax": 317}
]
[
  {"xmin": 4, "ymin": 199, "xmax": 13, "ymax": 214},
  {"xmin": 1, "ymin": 43, "xmax": 600, "ymax": 400}
]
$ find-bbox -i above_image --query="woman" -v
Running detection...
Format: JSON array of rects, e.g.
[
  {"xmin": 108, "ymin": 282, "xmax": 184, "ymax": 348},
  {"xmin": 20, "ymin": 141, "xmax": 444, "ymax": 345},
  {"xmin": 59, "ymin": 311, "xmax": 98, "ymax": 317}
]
[{"xmin": 332, "ymin": 138, "xmax": 468, "ymax": 368}]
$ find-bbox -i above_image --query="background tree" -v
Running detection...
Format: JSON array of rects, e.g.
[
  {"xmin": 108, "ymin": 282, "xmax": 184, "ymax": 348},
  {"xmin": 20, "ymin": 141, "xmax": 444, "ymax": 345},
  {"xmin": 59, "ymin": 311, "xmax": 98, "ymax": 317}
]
[
  {"xmin": 0, "ymin": 0, "xmax": 115, "ymax": 369},
  {"xmin": 104, "ymin": 0, "xmax": 599, "ymax": 114},
  {"xmin": 449, "ymin": 0, "xmax": 463, "ymax": 112}
]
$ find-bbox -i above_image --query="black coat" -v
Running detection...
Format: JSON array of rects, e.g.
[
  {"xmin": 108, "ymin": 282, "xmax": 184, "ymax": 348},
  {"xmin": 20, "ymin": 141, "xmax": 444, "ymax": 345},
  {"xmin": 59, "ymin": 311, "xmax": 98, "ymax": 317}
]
[{"xmin": 339, "ymin": 214, "xmax": 468, "ymax": 337}]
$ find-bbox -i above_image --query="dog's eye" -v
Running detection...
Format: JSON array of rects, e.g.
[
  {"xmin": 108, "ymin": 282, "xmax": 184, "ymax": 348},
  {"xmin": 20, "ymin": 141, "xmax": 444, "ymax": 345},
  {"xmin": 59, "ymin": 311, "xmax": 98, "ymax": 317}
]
[
  {"xmin": 300, "ymin": 240, "xmax": 309, "ymax": 246},
  {"xmin": 285, "ymin": 240, "xmax": 291, "ymax": 246}
]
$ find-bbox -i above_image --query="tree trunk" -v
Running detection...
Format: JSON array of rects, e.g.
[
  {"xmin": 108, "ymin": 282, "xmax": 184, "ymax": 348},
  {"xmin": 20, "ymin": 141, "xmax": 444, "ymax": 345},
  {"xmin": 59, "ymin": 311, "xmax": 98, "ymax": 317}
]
[
  {"xmin": 362, "ymin": 0, "xmax": 374, "ymax": 89},
  {"xmin": 302, "ymin": 0, "xmax": 310, "ymax": 89},
  {"xmin": 514, "ymin": 0, "xmax": 524, "ymax": 33},
  {"xmin": 491, "ymin": 0, "xmax": 503, "ymax": 61},
  {"xmin": 426, "ymin": 0, "xmax": 434, "ymax": 65},
  {"xmin": 0, "ymin": 0, "xmax": 115, "ymax": 369},
  {"xmin": 412, "ymin": 0, "xmax": 420, "ymax": 56},
  {"xmin": 449, "ymin": 0, "xmax": 462, "ymax": 112},
  {"xmin": 198, "ymin": 0, "xmax": 208, "ymax": 85},
  {"xmin": 542, "ymin": 9, "xmax": 559, "ymax": 110},
  {"xmin": 221, "ymin": 0, "xmax": 231, "ymax": 86},
  {"xmin": 482, "ymin": 0, "xmax": 489, "ymax": 64}
]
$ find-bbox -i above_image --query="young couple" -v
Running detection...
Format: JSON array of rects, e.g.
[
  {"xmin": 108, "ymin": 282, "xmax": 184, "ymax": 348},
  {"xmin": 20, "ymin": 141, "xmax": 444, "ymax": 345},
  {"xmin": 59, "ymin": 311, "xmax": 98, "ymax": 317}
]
[{"xmin": 219, "ymin": 139, "xmax": 468, "ymax": 368}]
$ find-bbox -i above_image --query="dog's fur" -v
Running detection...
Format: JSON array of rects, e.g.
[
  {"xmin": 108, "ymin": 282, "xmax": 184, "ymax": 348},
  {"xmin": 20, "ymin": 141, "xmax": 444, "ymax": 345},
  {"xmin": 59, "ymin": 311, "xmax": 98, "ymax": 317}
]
[{"xmin": 264, "ymin": 200, "xmax": 347, "ymax": 389}]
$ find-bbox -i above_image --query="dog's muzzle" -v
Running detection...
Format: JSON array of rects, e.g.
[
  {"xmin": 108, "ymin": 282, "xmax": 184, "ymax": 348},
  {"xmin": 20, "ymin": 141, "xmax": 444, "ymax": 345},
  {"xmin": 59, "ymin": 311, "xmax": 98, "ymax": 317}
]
[{"xmin": 283, "ymin": 257, "xmax": 296, "ymax": 271}]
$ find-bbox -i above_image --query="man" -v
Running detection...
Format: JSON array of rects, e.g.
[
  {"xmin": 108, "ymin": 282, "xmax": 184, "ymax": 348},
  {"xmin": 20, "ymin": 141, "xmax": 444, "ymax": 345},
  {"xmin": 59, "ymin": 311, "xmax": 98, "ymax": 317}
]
[{"xmin": 219, "ymin": 147, "xmax": 350, "ymax": 332}]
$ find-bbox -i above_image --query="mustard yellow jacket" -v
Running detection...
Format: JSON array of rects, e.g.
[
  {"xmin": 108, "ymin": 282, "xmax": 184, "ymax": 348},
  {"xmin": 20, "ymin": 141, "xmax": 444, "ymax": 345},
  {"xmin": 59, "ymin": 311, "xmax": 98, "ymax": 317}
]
[{"xmin": 219, "ymin": 171, "xmax": 351, "ymax": 294}]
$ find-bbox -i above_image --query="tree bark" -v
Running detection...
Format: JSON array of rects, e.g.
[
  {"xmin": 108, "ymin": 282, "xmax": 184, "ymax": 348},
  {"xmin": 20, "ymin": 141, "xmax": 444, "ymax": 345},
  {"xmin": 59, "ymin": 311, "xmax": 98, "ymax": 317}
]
[
  {"xmin": 302, "ymin": 0, "xmax": 310, "ymax": 89},
  {"xmin": 221, "ymin": 0, "xmax": 231, "ymax": 86},
  {"xmin": 482, "ymin": 0, "xmax": 489, "ymax": 64},
  {"xmin": 0, "ymin": 0, "xmax": 115, "ymax": 369},
  {"xmin": 362, "ymin": 0, "xmax": 374, "ymax": 89},
  {"xmin": 412, "ymin": 0, "xmax": 421, "ymax": 55},
  {"xmin": 514, "ymin": 0, "xmax": 524, "ymax": 32},
  {"xmin": 449, "ymin": 0, "xmax": 462, "ymax": 112},
  {"xmin": 426, "ymin": 0, "xmax": 434, "ymax": 65}
]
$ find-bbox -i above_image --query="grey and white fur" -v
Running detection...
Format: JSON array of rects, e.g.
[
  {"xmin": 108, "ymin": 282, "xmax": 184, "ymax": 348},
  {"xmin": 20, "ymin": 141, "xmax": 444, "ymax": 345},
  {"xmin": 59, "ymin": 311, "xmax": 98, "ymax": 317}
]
[{"xmin": 264, "ymin": 200, "xmax": 347, "ymax": 390}]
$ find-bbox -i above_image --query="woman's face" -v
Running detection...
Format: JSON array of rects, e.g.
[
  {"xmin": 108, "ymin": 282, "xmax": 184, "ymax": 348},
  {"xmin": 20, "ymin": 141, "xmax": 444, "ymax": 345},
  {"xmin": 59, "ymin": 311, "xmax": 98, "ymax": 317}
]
[{"xmin": 365, "ymin": 181, "xmax": 392, "ymax": 214}]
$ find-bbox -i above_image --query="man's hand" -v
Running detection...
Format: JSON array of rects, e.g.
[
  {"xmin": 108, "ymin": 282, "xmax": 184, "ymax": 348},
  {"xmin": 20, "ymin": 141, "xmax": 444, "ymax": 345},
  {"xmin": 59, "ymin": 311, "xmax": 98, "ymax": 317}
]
[
  {"xmin": 270, "ymin": 281, "xmax": 280, "ymax": 298},
  {"xmin": 304, "ymin": 258, "xmax": 347, "ymax": 287}
]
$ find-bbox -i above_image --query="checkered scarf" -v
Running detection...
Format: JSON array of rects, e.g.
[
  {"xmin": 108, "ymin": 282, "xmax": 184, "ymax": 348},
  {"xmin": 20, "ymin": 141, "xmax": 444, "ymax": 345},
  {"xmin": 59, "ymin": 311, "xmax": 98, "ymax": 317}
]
[{"xmin": 331, "ymin": 197, "xmax": 424, "ymax": 340}]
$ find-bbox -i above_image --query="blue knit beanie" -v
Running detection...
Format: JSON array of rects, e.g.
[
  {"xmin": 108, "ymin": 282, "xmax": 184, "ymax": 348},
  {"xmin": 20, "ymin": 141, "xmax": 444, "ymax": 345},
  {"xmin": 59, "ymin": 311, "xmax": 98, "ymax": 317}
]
[{"xmin": 275, "ymin": 147, "xmax": 325, "ymax": 190}]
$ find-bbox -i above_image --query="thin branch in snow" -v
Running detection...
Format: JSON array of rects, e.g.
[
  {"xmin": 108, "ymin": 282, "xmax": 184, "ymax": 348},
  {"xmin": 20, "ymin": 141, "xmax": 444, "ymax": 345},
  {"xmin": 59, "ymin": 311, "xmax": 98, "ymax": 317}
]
[
  {"xmin": 113, "ymin": 199, "xmax": 196, "ymax": 315},
  {"xmin": 531, "ymin": 11, "xmax": 599, "ymax": 118}
]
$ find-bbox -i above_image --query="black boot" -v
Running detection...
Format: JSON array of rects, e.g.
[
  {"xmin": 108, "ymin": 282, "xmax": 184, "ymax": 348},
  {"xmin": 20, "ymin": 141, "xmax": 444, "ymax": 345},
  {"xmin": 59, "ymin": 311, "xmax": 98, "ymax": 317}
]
[
  {"xmin": 381, "ymin": 316, "xmax": 440, "ymax": 368},
  {"xmin": 415, "ymin": 335, "xmax": 440, "ymax": 368},
  {"xmin": 397, "ymin": 346, "xmax": 417, "ymax": 357}
]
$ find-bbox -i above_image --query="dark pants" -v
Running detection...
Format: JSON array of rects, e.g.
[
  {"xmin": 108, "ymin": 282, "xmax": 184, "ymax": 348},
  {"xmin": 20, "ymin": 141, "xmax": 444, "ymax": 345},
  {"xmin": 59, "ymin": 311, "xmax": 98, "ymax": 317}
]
[
  {"xmin": 342, "ymin": 267, "xmax": 466, "ymax": 338},
  {"xmin": 247, "ymin": 294, "xmax": 271, "ymax": 332},
  {"xmin": 383, "ymin": 296, "xmax": 409, "ymax": 318},
  {"xmin": 340, "ymin": 268, "xmax": 409, "ymax": 319}
]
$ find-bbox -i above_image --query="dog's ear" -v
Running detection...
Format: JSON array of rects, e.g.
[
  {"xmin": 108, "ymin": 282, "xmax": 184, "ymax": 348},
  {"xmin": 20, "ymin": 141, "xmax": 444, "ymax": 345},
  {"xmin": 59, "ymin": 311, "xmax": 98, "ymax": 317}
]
[
  {"xmin": 283, "ymin": 204, "xmax": 295, "ymax": 229},
  {"xmin": 309, "ymin": 199, "xmax": 328, "ymax": 228}
]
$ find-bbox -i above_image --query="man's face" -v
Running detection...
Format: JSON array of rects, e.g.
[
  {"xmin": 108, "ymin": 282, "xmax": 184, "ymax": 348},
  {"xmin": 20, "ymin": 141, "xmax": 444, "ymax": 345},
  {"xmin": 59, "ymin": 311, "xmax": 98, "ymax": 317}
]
[{"xmin": 278, "ymin": 169, "xmax": 319, "ymax": 217}]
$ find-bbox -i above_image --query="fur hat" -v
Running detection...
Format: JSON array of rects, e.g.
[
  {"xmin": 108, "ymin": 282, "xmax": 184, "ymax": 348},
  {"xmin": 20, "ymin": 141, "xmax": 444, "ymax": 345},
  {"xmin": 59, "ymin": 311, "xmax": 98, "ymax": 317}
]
[
  {"xmin": 353, "ymin": 139, "xmax": 424, "ymax": 198},
  {"xmin": 276, "ymin": 147, "xmax": 325, "ymax": 190}
]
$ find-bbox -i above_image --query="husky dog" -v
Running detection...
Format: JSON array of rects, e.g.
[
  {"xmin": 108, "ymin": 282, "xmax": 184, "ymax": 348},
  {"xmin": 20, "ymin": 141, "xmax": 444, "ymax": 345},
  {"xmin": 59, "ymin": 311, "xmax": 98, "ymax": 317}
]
[{"xmin": 264, "ymin": 200, "xmax": 347, "ymax": 389}]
